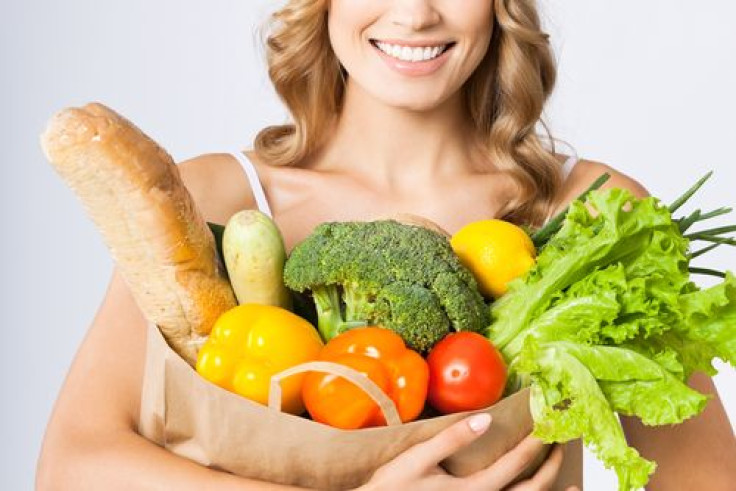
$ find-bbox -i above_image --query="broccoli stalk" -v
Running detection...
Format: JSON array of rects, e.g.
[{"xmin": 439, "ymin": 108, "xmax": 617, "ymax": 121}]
[
  {"xmin": 311, "ymin": 284, "xmax": 369, "ymax": 340},
  {"xmin": 343, "ymin": 281, "xmax": 376, "ymax": 322}
]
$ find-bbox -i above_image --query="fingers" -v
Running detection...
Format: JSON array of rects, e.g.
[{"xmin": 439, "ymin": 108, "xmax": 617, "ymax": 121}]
[
  {"xmin": 531, "ymin": 444, "xmax": 565, "ymax": 487},
  {"xmin": 469, "ymin": 434, "xmax": 547, "ymax": 489},
  {"xmin": 506, "ymin": 443, "xmax": 565, "ymax": 490},
  {"xmin": 402, "ymin": 413, "xmax": 492, "ymax": 470}
]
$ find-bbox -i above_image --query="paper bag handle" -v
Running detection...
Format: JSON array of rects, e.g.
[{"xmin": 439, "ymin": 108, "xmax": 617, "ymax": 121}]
[{"xmin": 268, "ymin": 361, "xmax": 402, "ymax": 426}]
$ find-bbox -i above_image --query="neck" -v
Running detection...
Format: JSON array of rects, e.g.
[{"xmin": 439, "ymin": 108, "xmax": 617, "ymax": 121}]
[{"xmin": 314, "ymin": 79, "xmax": 483, "ymax": 188}]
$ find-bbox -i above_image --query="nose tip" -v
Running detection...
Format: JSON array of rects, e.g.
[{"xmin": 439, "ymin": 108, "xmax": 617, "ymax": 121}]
[{"xmin": 392, "ymin": 1, "xmax": 441, "ymax": 30}]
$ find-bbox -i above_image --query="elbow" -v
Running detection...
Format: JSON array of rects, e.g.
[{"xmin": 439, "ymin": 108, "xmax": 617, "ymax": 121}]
[
  {"xmin": 35, "ymin": 435, "xmax": 79, "ymax": 491},
  {"xmin": 35, "ymin": 461, "xmax": 55, "ymax": 491},
  {"xmin": 36, "ymin": 428, "xmax": 97, "ymax": 491},
  {"xmin": 36, "ymin": 443, "xmax": 65, "ymax": 490}
]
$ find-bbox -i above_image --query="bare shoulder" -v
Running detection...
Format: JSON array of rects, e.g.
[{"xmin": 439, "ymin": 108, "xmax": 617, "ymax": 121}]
[
  {"xmin": 552, "ymin": 158, "xmax": 650, "ymax": 214},
  {"xmin": 176, "ymin": 152, "xmax": 258, "ymax": 225}
]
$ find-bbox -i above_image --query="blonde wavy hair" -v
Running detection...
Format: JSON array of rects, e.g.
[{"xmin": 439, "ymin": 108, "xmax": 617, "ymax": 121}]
[{"xmin": 255, "ymin": 0, "xmax": 562, "ymax": 226}]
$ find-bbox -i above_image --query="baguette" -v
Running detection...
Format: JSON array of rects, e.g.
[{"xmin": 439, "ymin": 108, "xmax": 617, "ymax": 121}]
[{"xmin": 40, "ymin": 102, "xmax": 237, "ymax": 365}]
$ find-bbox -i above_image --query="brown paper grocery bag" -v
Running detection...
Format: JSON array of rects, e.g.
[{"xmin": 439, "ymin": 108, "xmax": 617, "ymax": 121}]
[{"xmin": 139, "ymin": 323, "xmax": 581, "ymax": 490}]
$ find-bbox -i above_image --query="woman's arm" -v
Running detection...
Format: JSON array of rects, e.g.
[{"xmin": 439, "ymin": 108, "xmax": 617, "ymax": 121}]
[
  {"xmin": 622, "ymin": 372, "xmax": 736, "ymax": 490},
  {"xmin": 557, "ymin": 159, "xmax": 736, "ymax": 490},
  {"xmin": 36, "ymin": 155, "xmax": 306, "ymax": 490},
  {"xmin": 36, "ymin": 267, "xmax": 305, "ymax": 490}
]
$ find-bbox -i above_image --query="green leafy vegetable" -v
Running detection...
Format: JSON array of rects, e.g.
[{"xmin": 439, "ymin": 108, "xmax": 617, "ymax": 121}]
[
  {"xmin": 489, "ymin": 186, "xmax": 736, "ymax": 490},
  {"xmin": 283, "ymin": 220, "xmax": 489, "ymax": 351}
]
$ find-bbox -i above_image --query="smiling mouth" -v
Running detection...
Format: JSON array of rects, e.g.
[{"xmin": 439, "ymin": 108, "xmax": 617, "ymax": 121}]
[{"xmin": 369, "ymin": 39, "xmax": 456, "ymax": 63}]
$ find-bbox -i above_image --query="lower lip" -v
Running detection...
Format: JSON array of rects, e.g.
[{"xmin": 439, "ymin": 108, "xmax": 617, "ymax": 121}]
[{"xmin": 372, "ymin": 43, "xmax": 453, "ymax": 77}]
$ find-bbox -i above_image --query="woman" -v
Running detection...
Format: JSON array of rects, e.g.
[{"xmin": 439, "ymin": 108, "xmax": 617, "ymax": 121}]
[{"xmin": 36, "ymin": 0, "xmax": 735, "ymax": 489}]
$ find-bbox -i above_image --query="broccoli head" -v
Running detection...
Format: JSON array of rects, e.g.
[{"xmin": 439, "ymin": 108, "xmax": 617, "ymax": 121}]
[{"xmin": 283, "ymin": 220, "xmax": 489, "ymax": 352}]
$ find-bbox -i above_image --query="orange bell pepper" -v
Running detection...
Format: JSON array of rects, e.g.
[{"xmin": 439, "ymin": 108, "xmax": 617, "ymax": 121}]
[{"xmin": 302, "ymin": 326, "xmax": 429, "ymax": 429}]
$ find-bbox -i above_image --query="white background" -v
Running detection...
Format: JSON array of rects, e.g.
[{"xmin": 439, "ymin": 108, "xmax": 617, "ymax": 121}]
[{"xmin": 1, "ymin": 1, "xmax": 734, "ymax": 489}]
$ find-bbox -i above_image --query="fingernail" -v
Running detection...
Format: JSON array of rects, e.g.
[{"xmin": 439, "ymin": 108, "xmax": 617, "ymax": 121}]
[{"xmin": 467, "ymin": 413, "xmax": 492, "ymax": 433}]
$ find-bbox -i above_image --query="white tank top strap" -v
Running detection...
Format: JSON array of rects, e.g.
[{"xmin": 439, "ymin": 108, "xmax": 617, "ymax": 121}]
[
  {"xmin": 538, "ymin": 135, "xmax": 581, "ymax": 225},
  {"xmin": 230, "ymin": 151, "xmax": 273, "ymax": 218},
  {"xmin": 538, "ymin": 134, "xmax": 580, "ymax": 181},
  {"xmin": 561, "ymin": 153, "xmax": 579, "ymax": 180}
]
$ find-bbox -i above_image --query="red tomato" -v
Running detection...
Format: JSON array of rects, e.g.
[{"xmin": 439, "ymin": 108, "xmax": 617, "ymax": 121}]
[{"xmin": 427, "ymin": 332, "xmax": 507, "ymax": 414}]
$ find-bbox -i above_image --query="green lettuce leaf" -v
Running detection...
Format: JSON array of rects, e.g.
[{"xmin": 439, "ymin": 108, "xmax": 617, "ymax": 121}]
[
  {"xmin": 515, "ymin": 339, "xmax": 656, "ymax": 490},
  {"xmin": 488, "ymin": 188, "xmax": 736, "ymax": 491},
  {"xmin": 676, "ymin": 272, "xmax": 736, "ymax": 373},
  {"xmin": 490, "ymin": 189, "xmax": 676, "ymax": 354}
]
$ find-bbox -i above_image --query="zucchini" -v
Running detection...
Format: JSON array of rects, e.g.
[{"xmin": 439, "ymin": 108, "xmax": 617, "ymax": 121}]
[{"xmin": 222, "ymin": 210, "xmax": 292, "ymax": 309}]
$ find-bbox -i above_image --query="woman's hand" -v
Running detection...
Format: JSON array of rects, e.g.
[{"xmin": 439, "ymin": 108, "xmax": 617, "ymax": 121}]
[{"xmin": 360, "ymin": 413, "xmax": 576, "ymax": 491}]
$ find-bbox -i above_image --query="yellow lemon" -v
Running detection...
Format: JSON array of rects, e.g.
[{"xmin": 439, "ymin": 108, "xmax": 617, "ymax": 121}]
[{"xmin": 450, "ymin": 219, "xmax": 536, "ymax": 299}]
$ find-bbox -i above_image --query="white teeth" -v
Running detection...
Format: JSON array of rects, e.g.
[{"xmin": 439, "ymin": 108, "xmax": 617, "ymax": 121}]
[{"xmin": 374, "ymin": 41, "xmax": 449, "ymax": 62}]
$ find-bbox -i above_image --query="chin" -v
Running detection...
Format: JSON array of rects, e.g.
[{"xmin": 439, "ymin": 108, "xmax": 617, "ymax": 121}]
[{"xmin": 365, "ymin": 80, "xmax": 455, "ymax": 113}]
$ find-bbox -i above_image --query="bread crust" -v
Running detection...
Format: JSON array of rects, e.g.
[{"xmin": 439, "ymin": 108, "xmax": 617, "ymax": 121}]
[{"xmin": 41, "ymin": 102, "xmax": 237, "ymax": 365}]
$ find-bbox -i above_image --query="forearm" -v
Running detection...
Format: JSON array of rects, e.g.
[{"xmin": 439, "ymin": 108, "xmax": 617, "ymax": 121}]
[
  {"xmin": 621, "ymin": 372, "xmax": 736, "ymax": 490},
  {"xmin": 36, "ymin": 428, "xmax": 305, "ymax": 491}
]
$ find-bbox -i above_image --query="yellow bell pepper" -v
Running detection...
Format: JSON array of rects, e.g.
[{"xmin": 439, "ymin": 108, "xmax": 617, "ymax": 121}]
[{"xmin": 196, "ymin": 304, "xmax": 324, "ymax": 414}]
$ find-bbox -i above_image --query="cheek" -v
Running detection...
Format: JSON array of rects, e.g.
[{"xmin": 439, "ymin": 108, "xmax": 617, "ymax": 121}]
[
  {"xmin": 450, "ymin": 1, "xmax": 494, "ymax": 45},
  {"xmin": 327, "ymin": 0, "xmax": 377, "ymax": 60},
  {"xmin": 460, "ymin": 0, "xmax": 494, "ymax": 32},
  {"xmin": 450, "ymin": 3, "xmax": 495, "ymax": 76}
]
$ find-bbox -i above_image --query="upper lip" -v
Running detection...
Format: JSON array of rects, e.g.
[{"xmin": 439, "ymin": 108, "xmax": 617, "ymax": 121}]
[{"xmin": 371, "ymin": 38, "xmax": 454, "ymax": 48}]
